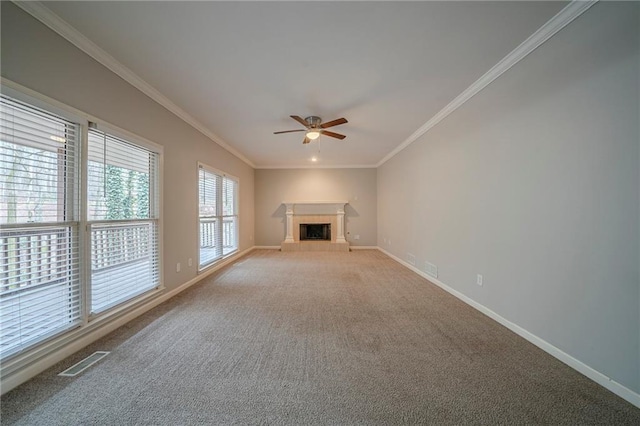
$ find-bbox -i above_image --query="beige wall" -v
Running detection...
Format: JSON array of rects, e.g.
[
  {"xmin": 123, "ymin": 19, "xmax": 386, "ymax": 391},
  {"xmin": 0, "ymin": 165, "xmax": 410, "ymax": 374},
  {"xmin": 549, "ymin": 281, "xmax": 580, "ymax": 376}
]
[
  {"xmin": 255, "ymin": 168, "xmax": 377, "ymax": 246},
  {"xmin": 1, "ymin": 3, "xmax": 255, "ymax": 292},
  {"xmin": 378, "ymin": 2, "xmax": 639, "ymax": 393}
]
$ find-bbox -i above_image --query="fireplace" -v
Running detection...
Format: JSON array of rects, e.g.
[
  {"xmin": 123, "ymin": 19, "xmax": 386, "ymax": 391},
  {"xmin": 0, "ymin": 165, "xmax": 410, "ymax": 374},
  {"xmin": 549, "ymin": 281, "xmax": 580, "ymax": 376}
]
[
  {"xmin": 281, "ymin": 201, "xmax": 348, "ymax": 252},
  {"xmin": 300, "ymin": 223, "xmax": 331, "ymax": 241}
]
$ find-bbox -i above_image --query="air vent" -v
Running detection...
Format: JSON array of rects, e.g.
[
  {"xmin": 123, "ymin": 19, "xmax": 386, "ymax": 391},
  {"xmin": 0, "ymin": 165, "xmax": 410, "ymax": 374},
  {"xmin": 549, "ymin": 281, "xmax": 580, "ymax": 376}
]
[
  {"xmin": 58, "ymin": 351, "xmax": 110, "ymax": 377},
  {"xmin": 424, "ymin": 261, "xmax": 438, "ymax": 279}
]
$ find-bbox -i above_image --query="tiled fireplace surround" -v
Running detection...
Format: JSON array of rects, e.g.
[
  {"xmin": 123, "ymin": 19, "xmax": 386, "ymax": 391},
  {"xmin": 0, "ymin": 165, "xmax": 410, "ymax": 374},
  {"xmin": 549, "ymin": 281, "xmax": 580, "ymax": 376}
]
[{"xmin": 280, "ymin": 201, "xmax": 349, "ymax": 252}]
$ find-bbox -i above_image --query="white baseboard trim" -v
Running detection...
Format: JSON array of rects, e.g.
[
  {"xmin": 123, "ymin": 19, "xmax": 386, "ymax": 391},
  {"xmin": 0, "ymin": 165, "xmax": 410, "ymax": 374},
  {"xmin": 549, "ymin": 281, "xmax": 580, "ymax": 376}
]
[
  {"xmin": 0, "ymin": 246, "xmax": 254, "ymax": 395},
  {"xmin": 377, "ymin": 247, "xmax": 640, "ymax": 409},
  {"xmin": 253, "ymin": 245, "xmax": 378, "ymax": 250}
]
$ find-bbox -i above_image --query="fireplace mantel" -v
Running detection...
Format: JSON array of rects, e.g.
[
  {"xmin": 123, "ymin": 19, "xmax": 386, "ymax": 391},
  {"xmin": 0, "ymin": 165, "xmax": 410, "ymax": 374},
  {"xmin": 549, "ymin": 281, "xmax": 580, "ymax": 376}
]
[
  {"xmin": 282, "ymin": 201, "xmax": 348, "ymax": 215},
  {"xmin": 281, "ymin": 201, "xmax": 349, "ymax": 251}
]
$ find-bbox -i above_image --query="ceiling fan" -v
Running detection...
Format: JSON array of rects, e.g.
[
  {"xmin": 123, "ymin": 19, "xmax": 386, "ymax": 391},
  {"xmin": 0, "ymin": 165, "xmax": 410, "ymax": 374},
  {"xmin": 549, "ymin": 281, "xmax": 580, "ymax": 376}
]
[{"xmin": 274, "ymin": 115, "xmax": 348, "ymax": 144}]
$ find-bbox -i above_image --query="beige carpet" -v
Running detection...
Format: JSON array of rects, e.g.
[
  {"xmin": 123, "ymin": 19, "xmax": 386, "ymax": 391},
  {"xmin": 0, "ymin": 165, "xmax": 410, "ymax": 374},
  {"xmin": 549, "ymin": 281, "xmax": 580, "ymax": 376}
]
[{"xmin": 2, "ymin": 249, "xmax": 639, "ymax": 425}]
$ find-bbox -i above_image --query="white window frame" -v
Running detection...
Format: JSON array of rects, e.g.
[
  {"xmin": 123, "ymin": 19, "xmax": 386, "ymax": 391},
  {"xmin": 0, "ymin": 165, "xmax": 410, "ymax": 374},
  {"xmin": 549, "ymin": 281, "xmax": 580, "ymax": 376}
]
[
  {"xmin": 197, "ymin": 162, "xmax": 239, "ymax": 271},
  {"xmin": 0, "ymin": 79, "xmax": 164, "ymax": 371},
  {"xmin": 86, "ymin": 126, "xmax": 162, "ymax": 317}
]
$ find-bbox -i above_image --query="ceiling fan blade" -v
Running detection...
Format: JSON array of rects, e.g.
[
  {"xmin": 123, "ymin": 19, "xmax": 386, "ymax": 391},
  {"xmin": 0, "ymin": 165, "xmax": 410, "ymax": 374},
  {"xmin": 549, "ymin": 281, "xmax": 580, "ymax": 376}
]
[
  {"xmin": 320, "ymin": 117, "xmax": 348, "ymax": 129},
  {"xmin": 302, "ymin": 137, "xmax": 311, "ymax": 144},
  {"xmin": 322, "ymin": 130, "xmax": 346, "ymax": 140},
  {"xmin": 274, "ymin": 129, "xmax": 306, "ymax": 134},
  {"xmin": 290, "ymin": 115, "xmax": 309, "ymax": 128}
]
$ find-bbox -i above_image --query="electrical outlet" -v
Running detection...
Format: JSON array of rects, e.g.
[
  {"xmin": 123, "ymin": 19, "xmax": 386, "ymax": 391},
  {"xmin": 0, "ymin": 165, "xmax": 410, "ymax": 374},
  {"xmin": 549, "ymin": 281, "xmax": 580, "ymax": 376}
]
[
  {"xmin": 354, "ymin": 234, "xmax": 360, "ymax": 240},
  {"xmin": 388, "ymin": 238, "xmax": 392, "ymax": 246},
  {"xmin": 188, "ymin": 258, "xmax": 193, "ymax": 267},
  {"xmin": 176, "ymin": 262, "xmax": 181, "ymax": 273},
  {"xmin": 407, "ymin": 253, "xmax": 416, "ymax": 266},
  {"xmin": 477, "ymin": 274, "xmax": 483, "ymax": 286}
]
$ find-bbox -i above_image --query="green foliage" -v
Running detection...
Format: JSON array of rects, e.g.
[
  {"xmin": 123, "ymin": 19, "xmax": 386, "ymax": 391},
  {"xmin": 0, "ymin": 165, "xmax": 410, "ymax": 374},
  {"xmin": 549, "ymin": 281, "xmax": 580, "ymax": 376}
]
[
  {"xmin": 137, "ymin": 170, "xmax": 150, "ymax": 218},
  {"xmin": 106, "ymin": 165, "xmax": 125, "ymax": 220},
  {"xmin": 105, "ymin": 166, "xmax": 150, "ymax": 220}
]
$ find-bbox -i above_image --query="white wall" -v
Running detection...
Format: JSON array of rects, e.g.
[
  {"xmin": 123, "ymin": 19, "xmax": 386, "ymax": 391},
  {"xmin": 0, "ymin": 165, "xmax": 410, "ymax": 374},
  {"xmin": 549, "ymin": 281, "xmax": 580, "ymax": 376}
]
[
  {"xmin": 378, "ymin": 1, "xmax": 639, "ymax": 394},
  {"xmin": 1, "ymin": 2, "xmax": 255, "ymax": 292},
  {"xmin": 255, "ymin": 168, "xmax": 377, "ymax": 246}
]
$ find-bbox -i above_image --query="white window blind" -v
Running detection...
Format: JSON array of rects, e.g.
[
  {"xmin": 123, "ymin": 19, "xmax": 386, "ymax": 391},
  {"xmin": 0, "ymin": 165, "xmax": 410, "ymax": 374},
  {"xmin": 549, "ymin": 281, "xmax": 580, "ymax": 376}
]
[
  {"xmin": 198, "ymin": 165, "xmax": 238, "ymax": 269},
  {"xmin": 0, "ymin": 95, "xmax": 81, "ymax": 358},
  {"xmin": 87, "ymin": 129, "xmax": 159, "ymax": 314}
]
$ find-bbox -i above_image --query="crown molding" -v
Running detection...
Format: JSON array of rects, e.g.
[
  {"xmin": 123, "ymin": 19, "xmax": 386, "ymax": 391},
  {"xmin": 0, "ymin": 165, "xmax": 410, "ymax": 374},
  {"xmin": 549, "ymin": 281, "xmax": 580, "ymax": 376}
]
[
  {"xmin": 13, "ymin": 1, "xmax": 256, "ymax": 168},
  {"xmin": 376, "ymin": 0, "xmax": 598, "ymax": 168},
  {"xmin": 255, "ymin": 164, "xmax": 377, "ymax": 170}
]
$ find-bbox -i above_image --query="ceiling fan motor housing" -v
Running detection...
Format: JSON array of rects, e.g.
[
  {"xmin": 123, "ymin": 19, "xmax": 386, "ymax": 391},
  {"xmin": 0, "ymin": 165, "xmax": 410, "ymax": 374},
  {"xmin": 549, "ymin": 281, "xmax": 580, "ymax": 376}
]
[{"xmin": 305, "ymin": 116, "xmax": 322, "ymax": 128}]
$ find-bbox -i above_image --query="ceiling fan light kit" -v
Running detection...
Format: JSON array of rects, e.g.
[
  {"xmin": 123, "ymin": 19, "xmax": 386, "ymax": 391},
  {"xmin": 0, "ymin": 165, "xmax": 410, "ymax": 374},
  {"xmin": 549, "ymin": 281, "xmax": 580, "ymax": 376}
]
[
  {"xmin": 274, "ymin": 115, "xmax": 348, "ymax": 145},
  {"xmin": 306, "ymin": 130, "xmax": 321, "ymax": 140}
]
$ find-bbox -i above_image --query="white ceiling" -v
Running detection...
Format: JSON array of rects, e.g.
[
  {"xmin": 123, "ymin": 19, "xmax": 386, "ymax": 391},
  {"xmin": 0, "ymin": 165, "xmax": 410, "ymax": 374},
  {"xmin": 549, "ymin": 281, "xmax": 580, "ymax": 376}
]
[{"xmin": 41, "ymin": 1, "xmax": 566, "ymax": 168}]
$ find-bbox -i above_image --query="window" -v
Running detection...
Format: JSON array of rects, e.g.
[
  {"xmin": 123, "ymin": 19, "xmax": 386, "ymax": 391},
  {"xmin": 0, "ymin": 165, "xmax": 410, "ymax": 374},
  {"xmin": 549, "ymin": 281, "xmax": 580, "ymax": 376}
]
[
  {"xmin": 198, "ymin": 164, "xmax": 238, "ymax": 269},
  {"xmin": 0, "ymin": 90, "xmax": 162, "ymax": 361},
  {"xmin": 0, "ymin": 95, "xmax": 81, "ymax": 358},
  {"xmin": 87, "ymin": 129, "xmax": 160, "ymax": 314}
]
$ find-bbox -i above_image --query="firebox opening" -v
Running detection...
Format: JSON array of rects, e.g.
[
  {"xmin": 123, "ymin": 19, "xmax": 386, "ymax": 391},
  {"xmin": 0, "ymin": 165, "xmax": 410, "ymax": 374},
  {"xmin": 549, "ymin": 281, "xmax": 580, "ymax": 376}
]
[{"xmin": 300, "ymin": 223, "xmax": 331, "ymax": 241}]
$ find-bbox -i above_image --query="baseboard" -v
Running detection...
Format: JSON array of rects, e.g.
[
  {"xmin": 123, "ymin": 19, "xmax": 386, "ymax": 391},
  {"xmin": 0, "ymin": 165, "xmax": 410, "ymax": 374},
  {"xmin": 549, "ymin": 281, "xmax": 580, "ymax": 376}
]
[
  {"xmin": 0, "ymin": 246, "xmax": 254, "ymax": 395},
  {"xmin": 254, "ymin": 245, "xmax": 377, "ymax": 251},
  {"xmin": 376, "ymin": 247, "xmax": 640, "ymax": 409}
]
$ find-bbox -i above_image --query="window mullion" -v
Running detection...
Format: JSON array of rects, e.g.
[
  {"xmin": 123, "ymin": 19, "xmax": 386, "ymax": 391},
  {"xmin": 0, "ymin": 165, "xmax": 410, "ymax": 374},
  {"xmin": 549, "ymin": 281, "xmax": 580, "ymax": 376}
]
[
  {"xmin": 79, "ymin": 122, "xmax": 91, "ymax": 325},
  {"xmin": 216, "ymin": 174, "xmax": 223, "ymax": 258}
]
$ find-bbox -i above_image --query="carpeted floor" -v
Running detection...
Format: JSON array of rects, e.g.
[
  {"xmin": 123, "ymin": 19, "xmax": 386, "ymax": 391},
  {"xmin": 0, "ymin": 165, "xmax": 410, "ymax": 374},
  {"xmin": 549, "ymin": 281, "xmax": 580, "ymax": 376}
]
[{"xmin": 2, "ymin": 249, "xmax": 639, "ymax": 425}]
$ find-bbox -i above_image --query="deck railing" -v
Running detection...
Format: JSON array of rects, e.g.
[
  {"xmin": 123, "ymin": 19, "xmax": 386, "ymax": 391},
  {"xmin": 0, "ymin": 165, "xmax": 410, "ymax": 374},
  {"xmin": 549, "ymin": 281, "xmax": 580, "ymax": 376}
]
[
  {"xmin": 0, "ymin": 225, "xmax": 80, "ymax": 358},
  {"xmin": 91, "ymin": 222, "xmax": 153, "ymax": 272},
  {"xmin": 89, "ymin": 221, "xmax": 158, "ymax": 314},
  {"xmin": 199, "ymin": 217, "xmax": 236, "ymax": 267},
  {"xmin": 0, "ymin": 225, "xmax": 76, "ymax": 294},
  {"xmin": 199, "ymin": 217, "xmax": 236, "ymax": 249}
]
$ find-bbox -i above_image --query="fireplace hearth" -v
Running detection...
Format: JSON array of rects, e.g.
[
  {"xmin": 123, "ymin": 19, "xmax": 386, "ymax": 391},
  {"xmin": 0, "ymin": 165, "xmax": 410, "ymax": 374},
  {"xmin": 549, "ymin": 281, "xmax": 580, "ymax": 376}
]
[{"xmin": 300, "ymin": 223, "xmax": 331, "ymax": 241}]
